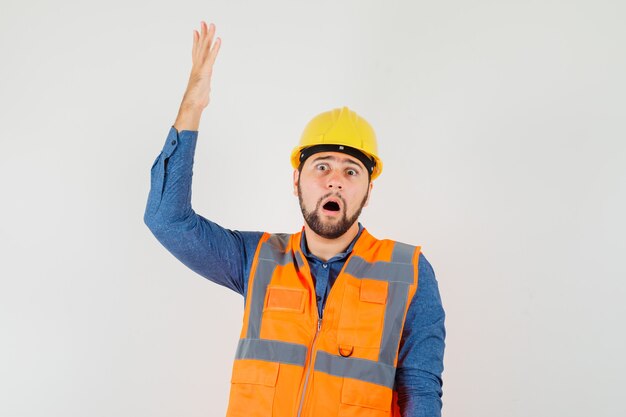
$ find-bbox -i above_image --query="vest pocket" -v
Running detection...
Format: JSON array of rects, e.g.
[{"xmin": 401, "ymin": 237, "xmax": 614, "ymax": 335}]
[
  {"xmin": 226, "ymin": 359, "xmax": 279, "ymax": 417},
  {"xmin": 338, "ymin": 378, "xmax": 392, "ymax": 417},
  {"xmin": 264, "ymin": 286, "xmax": 306, "ymax": 313},
  {"xmin": 337, "ymin": 279, "xmax": 388, "ymax": 348}
]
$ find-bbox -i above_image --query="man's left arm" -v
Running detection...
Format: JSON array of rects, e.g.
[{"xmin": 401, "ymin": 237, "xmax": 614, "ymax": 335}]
[{"xmin": 395, "ymin": 252, "xmax": 446, "ymax": 417}]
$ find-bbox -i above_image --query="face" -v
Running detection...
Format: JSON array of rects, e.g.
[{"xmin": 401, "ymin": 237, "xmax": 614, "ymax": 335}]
[{"xmin": 293, "ymin": 151, "xmax": 373, "ymax": 239}]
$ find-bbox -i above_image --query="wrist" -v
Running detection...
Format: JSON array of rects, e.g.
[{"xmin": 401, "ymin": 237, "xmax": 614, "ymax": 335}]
[{"xmin": 174, "ymin": 103, "xmax": 203, "ymax": 132}]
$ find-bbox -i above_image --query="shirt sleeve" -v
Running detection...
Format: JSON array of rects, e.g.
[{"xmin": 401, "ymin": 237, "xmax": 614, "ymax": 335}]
[
  {"xmin": 395, "ymin": 252, "xmax": 446, "ymax": 417},
  {"xmin": 143, "ymin": 126, "xmax": 263, "ymax": 296}
]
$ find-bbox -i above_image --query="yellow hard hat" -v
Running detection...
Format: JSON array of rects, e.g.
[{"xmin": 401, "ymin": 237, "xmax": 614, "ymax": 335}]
[{"xmin": 290, "ymin": 106, "xmax": 383, "ymax": 180}]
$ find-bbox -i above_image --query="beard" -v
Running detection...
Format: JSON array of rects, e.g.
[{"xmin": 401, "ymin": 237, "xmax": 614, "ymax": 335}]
[{"xmin": 297, "ymin": 184, "xmax": 369, "ymax": 240}]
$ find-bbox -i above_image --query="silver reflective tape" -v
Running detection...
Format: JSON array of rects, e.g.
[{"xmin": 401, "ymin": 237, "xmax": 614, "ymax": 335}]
[
  {"xmin": 391, "ymin": 241, "xmax": 415, "ymax": 264},
  {"xmin": 294, "ymin": 251, "xmax": 305, "ymax": 269},
  {"xmin": 236, "ymin": 338, "xmax": 308, "ymax": 366},
  {"xmin": 378, "ymin": 281, "xmax": 409, "ymax": 365},
  {"xmin": 247, "ymin": 260, "xmax": 276, "ymax": 339},
  {"xmin": 314, "ymin": 351, "xmax": 396, "ymax": 389},
  {"xmin": 344, "ymin": 257, "xmax": 414, "ymax": 284},
  {"xmin": 247, "ymin": 234, "xmax": 291, "ymax": 339},
  {"xmin": 259, "ymin": 234, "xmax": 291, "ymax": 265}
]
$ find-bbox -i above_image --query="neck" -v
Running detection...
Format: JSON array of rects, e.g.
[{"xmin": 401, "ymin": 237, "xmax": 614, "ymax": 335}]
[{"xmin": 302, "ymin": 222, "xmax": 360, "ymax": 262}]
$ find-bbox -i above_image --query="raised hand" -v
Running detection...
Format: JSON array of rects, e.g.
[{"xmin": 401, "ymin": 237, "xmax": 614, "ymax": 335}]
[{"xmin": 182, "ymin": 21, "xmax": 221, "ymax": 110}]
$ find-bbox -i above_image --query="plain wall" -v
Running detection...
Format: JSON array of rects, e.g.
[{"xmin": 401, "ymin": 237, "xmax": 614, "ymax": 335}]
[{"xmin": 1, "ymin": 0, "xmax": 625, "ymax": 416}]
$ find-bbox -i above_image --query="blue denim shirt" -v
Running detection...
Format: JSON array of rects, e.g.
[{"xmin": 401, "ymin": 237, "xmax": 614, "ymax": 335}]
[
  {"xmin": 300, "ymin": 221, "xmax": 365, "ymax": 318},
  {"xmin": 144, "ymin": 126, "xmax": 446, "ymax": 417}
]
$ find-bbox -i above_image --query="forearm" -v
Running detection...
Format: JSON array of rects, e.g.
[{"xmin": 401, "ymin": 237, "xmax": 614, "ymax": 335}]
[
  {"xmin": 173, "ymin": 102, "xmax": 204, "ymax": 132},
  {"xmin": 144, "ymin": 126, "xmax": 197, "ymax": 225}
]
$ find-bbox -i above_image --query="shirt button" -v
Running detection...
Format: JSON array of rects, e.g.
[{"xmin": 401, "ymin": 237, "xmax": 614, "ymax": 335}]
[
  {"xmin": 171, "ymin": 140, "xmax": 177, "ymax": 145},
  {"xmin": 316, "ymin": 295, "xmax": 321, "ymax": 302},
  {"xmin": 322, "ymin": 264, "xmax": 328, "ymax": 269}
]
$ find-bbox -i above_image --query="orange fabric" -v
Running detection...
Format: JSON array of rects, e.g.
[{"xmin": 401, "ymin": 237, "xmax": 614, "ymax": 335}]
[
  {"xmin": 226, "ymin": 228, "xmax": 420, "ymax": 417},
  {"xmin": 265, "ymin": 286, "xmax": 306, "ymax": 312}
]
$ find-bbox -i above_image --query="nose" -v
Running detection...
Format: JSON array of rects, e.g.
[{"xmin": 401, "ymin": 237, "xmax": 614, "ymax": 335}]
[{"xmin": 326, "ymin": 171, "xmax": 343, "ymax": 190}]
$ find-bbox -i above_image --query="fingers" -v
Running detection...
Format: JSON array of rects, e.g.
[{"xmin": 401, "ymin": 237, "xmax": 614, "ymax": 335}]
[
  {"xmin": 200, "ymin": 21, "xmax": 215, "ymax": 52},
  {"xmin": 193, "ymin": 21, "xmax": 219, "ymax": 63},
  {"xmin": 208, "ymin": 36, "xmax": 221, "ymax": 66}
]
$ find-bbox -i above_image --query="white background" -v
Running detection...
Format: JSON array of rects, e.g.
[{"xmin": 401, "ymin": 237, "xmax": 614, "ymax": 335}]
[{"xmin": 1, "ymin": 0, "xmax": 625, "ymax": 416}]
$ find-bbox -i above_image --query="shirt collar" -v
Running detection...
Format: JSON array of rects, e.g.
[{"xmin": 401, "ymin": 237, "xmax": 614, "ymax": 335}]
[{"xmin": 300, "ymin": 222, "xmax": 364, "ymax": 263}]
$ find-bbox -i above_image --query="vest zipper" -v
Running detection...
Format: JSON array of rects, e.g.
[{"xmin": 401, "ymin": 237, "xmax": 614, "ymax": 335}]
[{"xmin": 296, "ymin": 316, "xmax": 322, "ymax": 417}]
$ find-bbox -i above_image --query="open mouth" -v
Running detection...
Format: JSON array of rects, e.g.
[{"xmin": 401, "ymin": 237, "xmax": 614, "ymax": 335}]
[{"xmin": 322, "ymin": 200, "xmax": 341, "ymax": 212}]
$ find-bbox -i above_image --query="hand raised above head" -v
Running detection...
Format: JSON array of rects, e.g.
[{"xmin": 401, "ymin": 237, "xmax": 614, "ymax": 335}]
[{"xmin": 183, "ymin": 20, "xmax": 222, "ymax": 110}]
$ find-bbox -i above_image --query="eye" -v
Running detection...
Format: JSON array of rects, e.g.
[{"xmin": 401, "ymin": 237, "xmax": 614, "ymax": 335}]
[
  {"xmin": 316, "ymin": 163, "xmax": 329, "ymax": 171},
  {"xmin": 346, "ymin": 168, "xmax": 358, "ymax": 176}
]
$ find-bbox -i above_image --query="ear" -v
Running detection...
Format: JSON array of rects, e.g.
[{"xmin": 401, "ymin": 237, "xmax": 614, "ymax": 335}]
[
  {"xmin": 363, "ymin": 181, "xmax": 374, "ymax": 207},
  {"xmin": 292, "ymin": 169, "xmax": 300, "ymax": 197}
]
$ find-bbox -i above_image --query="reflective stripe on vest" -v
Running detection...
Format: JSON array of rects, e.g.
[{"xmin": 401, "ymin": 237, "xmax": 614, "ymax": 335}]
[
  {"xmin": 314, "ymin": 350, "xmax": 396, "ymax": 388},
  {"xmin": 235, "ymin": 338, "xmax": 308, "ymax": 366},
  {"xmin": 246, "ymin": 233, "xmax": 291, "ymax": 340}
]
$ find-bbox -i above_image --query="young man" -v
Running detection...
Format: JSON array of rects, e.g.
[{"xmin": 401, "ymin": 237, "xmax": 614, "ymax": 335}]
[{"xmin": 144, "ymin": 21, "xmax": 445, "ymax": 417}]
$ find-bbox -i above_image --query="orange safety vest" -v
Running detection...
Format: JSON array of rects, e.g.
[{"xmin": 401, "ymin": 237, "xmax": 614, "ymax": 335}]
[{"xmin": 226, "ymin": 228, "xmax": 420, "ymax": 417}]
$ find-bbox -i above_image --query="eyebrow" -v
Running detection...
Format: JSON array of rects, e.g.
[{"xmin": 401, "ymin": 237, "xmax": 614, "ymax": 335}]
[{"xmin": 311, "ymin": 155, "xmax": 363, "ymax": 169}]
